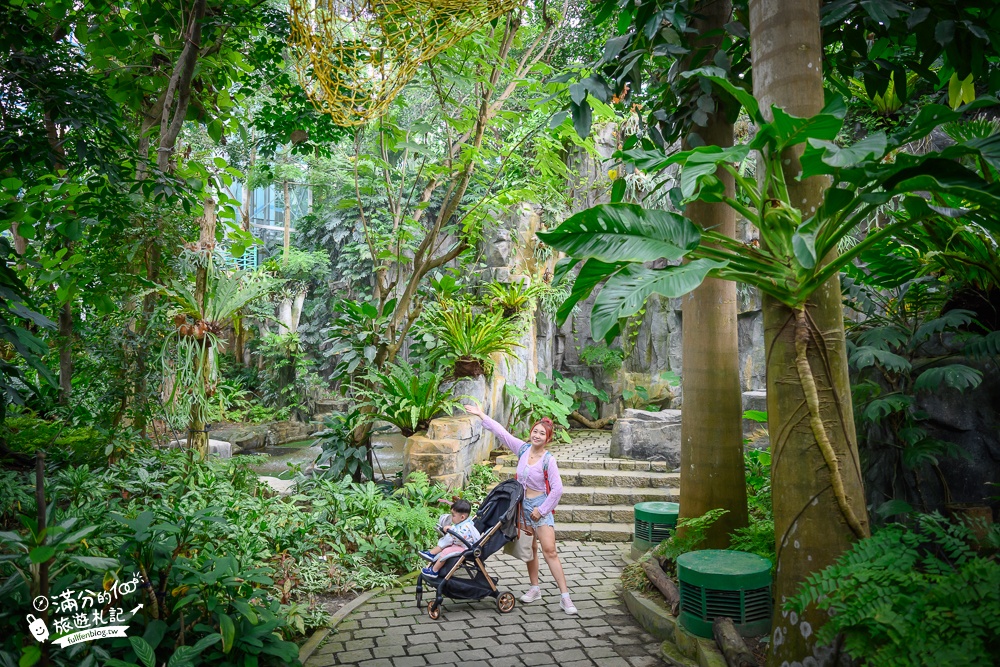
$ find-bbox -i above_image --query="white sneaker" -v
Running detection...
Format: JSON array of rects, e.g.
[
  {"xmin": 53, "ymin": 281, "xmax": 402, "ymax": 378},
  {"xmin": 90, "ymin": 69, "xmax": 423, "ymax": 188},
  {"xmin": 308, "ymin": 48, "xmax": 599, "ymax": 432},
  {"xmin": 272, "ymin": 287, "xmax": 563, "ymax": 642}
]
[
  {"xmin": 520, "ymin": 587, "xmax": 542, "ymax": 603},
  {"xmin": 560, "ymin": 596, "xmax": 578, "ymax": 614}
]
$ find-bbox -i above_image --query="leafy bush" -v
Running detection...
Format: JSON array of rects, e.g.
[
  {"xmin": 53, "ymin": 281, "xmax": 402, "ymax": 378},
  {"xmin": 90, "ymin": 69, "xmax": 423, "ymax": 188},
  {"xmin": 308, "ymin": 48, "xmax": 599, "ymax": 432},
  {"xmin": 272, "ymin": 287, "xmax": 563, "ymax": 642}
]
[
  {"xmin": 651, "ymin": 508, "xmax": 729, "ymax": 575},
  {"xmin": 354, "ymin": 361, "xmax": 463, "ymax": 436},
  {"xmin": 459, "ymin": 463, "xmax": 500, "ymax": 512},
  {"xmin": 578, "ymin": 342, "xmax": 624, "ymax": 374},
  {"xmin": 788, "ymin": 513, "xmax": 1000, "ymax": 666},
  {"xmin": 417, "ymin": 300, "xmax": 522, "ymax": 377},
  {"xmin": 1, "ymin": 415, "xmax": 106, "ymax": 466},
  {"xmin": 729, "ymin": 448, "xmax": 775, "ymax": 567}
]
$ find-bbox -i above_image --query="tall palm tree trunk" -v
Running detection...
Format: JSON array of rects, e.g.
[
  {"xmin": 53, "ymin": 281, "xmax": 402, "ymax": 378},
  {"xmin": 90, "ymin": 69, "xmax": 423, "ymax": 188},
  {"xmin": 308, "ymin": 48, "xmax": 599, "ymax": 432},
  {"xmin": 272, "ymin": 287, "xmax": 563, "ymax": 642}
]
[
  {"xmin": 678, "ymin": 0, "xmax": 747, "ymax": 547},
  {"xmin": 749, "ymin": 2, "xmax": 870, "ymax": 664}
]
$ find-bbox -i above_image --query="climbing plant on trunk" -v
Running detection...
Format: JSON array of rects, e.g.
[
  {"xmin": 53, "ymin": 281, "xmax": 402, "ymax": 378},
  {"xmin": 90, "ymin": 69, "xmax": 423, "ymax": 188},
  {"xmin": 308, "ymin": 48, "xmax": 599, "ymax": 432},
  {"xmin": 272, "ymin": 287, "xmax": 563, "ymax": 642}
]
[{"xmin": 540, "ymin": 78, "xmax": 1000, "ymax": 667}]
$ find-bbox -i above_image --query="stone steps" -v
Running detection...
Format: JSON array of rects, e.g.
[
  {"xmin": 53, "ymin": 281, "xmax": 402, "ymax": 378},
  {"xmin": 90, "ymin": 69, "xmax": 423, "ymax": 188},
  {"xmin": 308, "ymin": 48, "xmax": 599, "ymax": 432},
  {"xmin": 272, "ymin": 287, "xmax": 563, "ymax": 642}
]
[
  {"xmin": 559, "ymin": 485, "xmax": 680, "ymax": 506},
  {"xmin": 495, "ymin": 466, "xmax": 679, "ymax": 489},
  {"xmin": 552, "ymin": 521, "xmax": 634, "ymax": 541},
  {"xmin": 495, "ymin": 455, "xmax": 674, "ymax": 472},
  {"xmin": 492, "ymin": 432, "xmax": 681, "ymax": 542}
]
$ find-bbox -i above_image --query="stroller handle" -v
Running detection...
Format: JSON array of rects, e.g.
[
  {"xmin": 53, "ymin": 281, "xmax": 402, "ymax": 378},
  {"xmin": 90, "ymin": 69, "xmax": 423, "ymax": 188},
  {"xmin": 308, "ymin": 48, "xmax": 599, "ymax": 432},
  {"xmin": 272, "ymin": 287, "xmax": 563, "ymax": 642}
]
[{"xmin": 445, "ymin": 528, "xmax": 476, "ymax": 549}]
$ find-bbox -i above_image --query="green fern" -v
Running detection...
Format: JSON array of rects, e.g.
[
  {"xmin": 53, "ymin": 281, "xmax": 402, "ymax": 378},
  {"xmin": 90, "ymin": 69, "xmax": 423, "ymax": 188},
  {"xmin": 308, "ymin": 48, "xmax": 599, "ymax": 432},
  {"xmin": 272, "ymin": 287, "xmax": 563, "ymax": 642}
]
[{"xmin": 787, "ymin": 513, "xmax": 1000, "ymax": 666}]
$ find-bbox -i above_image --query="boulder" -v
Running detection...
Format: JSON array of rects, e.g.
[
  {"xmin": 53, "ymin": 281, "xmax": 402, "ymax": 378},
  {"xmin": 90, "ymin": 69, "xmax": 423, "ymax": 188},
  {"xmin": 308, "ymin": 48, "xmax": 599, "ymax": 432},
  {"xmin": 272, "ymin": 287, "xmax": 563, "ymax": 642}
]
[
  {"xmin": 610, "ymin": 409, "xmax": 682, "ymax": 465},
  {"xmin": 403, "ymin": 415, "xmax": 492, "ymax": 489},
  {"xmin": 741, "ymin": 390, "xmax": 769, "ymax": 449},
  {"xmin": 210, "ymin": 424, "xmax": 268, "ymax": 451},
  {"xmin": 258, "ymin": 476, "xmax": 296, "ymax": 496},
  {"xmin": 265, "ymin": 420, "xmax": 319, "ymax": 446}
]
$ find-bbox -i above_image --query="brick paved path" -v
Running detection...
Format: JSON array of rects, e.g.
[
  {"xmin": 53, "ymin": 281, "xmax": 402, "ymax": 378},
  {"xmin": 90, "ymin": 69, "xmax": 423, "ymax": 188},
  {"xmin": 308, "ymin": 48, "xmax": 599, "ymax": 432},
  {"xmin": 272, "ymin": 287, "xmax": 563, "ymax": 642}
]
[{"xmin": 305, "ymin": 542, "xmax": 663, "ymax": 667}]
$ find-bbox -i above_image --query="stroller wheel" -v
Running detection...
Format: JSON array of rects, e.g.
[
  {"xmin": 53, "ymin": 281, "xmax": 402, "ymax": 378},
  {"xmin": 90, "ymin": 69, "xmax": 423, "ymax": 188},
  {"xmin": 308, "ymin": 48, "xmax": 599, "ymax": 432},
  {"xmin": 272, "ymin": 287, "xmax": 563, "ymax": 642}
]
[
  {"xmin": 497, "ymin": 591, "xmax": 516, "ymax": 613},
  {"xmin": 427, "ymin": 602, "xmax": 441, "ymax": 620}
]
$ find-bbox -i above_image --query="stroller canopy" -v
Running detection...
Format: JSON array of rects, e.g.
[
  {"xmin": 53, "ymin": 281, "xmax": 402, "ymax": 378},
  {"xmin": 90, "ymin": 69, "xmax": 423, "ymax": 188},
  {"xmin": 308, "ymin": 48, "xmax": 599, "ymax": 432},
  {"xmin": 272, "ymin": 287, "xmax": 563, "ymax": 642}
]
[{"xmin": 472, "ymin": 479, "xmax": 524, "ymax": 559}]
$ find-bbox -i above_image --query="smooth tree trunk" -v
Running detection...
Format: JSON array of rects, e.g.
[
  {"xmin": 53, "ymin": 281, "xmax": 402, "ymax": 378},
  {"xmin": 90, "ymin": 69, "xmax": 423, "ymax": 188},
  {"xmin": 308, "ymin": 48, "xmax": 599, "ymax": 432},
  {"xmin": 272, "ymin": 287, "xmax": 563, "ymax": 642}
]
[
  {"xmin": 749, "ymin": 2, "xmax": 870, "ymax": 665},
  {"xmin": 678, "ymin": 0, "xmax": 748, "ymax": 548}
]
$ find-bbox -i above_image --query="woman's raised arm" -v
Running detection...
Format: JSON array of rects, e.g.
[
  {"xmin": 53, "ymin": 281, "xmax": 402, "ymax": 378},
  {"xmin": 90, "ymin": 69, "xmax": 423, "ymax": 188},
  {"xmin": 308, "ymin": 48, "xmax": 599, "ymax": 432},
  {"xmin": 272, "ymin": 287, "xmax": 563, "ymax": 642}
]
[{"xmin": 464, "ymin": 404, "xmax": 524, "ymax": 454}]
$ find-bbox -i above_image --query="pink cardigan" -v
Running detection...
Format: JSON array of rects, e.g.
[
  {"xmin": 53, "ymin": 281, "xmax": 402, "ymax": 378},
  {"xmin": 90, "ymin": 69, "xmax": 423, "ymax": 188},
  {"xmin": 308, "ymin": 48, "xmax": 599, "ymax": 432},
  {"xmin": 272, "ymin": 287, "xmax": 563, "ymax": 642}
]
[{"xmin": 480, "ymin": 415, "xmax": 563, "ymax": 516}]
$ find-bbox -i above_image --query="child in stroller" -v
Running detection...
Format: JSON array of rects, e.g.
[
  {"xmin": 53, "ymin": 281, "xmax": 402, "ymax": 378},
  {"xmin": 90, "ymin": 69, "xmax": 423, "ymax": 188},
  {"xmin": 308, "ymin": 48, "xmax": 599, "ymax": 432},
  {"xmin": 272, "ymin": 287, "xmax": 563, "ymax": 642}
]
[
  {"xmin": 415, "ymin": 479, "xmax": 524, "ymax": 620},
  {"xmin": 419, "ymin": 499, "xmax": 481, "ymax": 577}
]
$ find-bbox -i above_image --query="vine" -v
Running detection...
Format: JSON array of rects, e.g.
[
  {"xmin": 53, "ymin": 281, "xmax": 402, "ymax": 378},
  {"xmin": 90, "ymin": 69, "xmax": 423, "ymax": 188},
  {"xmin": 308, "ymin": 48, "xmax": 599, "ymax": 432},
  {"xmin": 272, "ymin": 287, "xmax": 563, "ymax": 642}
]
[{"xmin": 793, "ymin": 309, "xmax": 868, "ymax": 539}]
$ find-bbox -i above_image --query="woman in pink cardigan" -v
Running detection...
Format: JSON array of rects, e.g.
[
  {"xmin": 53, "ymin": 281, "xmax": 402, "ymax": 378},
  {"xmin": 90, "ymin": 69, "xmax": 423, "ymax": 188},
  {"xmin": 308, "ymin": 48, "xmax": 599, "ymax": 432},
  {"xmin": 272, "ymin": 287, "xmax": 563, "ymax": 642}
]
[{"xmin": 464, "ymin": 403, "xmax": 578, "ymax": 614}]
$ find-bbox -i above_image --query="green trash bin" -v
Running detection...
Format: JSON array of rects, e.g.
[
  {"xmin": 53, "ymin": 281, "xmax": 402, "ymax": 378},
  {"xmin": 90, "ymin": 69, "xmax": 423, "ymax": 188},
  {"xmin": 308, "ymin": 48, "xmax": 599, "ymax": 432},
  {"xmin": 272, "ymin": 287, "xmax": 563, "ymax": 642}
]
[
  {"xmin": 631, "ymin": 501, "xmax": 679, "ymax": 560},
  {"xmin": 677, "ymin": 549, "xmax": 772, "ymax": 639}
]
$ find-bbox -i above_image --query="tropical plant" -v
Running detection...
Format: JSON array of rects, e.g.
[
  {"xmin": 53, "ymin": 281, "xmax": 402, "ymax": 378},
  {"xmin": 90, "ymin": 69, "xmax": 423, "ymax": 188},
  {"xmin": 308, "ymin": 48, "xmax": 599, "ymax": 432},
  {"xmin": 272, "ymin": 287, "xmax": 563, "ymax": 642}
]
[
  {"xmin": 505, "ymin": 371, "xmax": 610, "ymax": 438},
  {"xmin": 418, "ymin": 301, "xmax": 523, "ymax": 378},
  {"xmin": 160, "ymin": 268, "xmax": 273, "ymax": 457},
  {"xmin": 314, "ymin": 410, "xmax": 372, "ymax": 483},
  {"xmin": 787, "ymin": 512, "xmax": 1000, "ymax": 666},
  {"xmin": 845, "ymin": 275, "xmax": 999, "ymax": 509},
  {"xmin": 353, "ymin": 362, "xmax": 463, "ymax": 436},
  {"xmin": 483, "ymin": 281, "xmax": 544, "ymax": 319},
  {"xmin": 324, "ymin": 297, "xmax": 396, "ymax": 385},
  {"xmin": 649, "ymin": 508, "xmax": 729, "ymax": 575}
]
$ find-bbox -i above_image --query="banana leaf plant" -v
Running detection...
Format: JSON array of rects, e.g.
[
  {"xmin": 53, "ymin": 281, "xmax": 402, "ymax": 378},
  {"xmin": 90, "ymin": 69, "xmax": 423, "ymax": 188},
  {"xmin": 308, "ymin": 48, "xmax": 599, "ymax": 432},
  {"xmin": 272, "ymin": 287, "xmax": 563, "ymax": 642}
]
[{"xmin": 538, "ymin": 74, "xmax": 1000, "ymax": 538}]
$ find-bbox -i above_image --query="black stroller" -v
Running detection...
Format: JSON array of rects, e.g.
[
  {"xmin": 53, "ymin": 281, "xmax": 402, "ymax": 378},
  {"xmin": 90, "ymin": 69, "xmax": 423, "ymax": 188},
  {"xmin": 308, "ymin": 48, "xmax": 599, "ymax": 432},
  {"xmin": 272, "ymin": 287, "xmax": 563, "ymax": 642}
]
[{"xmin": 416, "ymin": 479, "xmax": 524, "ymax": 619}]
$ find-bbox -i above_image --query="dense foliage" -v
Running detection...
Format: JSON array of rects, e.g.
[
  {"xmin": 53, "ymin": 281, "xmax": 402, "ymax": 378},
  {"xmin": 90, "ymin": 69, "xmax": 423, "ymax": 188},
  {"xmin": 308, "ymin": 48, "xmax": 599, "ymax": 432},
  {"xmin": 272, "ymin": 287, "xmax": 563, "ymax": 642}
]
[
  {"xmin": 0, "ymin": 449, "xmax": 462, "ymax": 666},
  {"xmin": 787, "ymin": 513, "xmax": 1000, "ymax": 666}
]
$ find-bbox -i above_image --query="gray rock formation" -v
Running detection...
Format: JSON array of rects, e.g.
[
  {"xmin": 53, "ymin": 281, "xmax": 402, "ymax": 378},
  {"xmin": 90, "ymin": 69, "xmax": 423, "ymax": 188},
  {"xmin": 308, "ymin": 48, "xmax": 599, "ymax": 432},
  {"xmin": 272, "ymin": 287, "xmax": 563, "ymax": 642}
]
[{"xmin": 610, "ymin": 409, "xmax": 682, "ymax": 466}]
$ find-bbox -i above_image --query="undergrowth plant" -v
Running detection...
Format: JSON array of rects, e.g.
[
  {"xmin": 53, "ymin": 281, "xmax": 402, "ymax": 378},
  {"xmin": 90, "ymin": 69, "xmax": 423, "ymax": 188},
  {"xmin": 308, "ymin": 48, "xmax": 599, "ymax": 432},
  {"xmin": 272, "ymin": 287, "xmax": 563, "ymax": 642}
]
[
  {"xmin": 506, "ymin": 372, "xmax": 609, "ymax": 440},
  {"xmin": 353, "ymin": 361, "xmax": 463, "ymax": 436},
  {"xmin": 788, "ymin": 513, "xmax": 1000, "ymax": 666},
  {"xmin": 651, "ymin": 508, "xmax": 730, "ymax": 575}
]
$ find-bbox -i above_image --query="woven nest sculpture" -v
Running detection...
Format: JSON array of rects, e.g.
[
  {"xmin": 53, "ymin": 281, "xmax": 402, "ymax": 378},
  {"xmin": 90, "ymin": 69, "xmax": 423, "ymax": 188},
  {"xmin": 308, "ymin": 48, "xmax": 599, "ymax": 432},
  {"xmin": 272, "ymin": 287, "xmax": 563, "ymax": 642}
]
[{"xmin": 289, "ymin": 0, "xmax": 522, "ymax": 126}]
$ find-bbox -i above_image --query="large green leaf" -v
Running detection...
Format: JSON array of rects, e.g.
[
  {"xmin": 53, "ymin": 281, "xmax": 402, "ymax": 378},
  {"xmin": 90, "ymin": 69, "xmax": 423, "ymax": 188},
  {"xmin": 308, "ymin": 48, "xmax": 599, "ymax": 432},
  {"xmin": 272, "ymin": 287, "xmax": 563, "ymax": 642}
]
[
  {"xmin": 802, "ymin": 133, "xmax": 888, "ymax": 177},
  {"xmin": 537, "ymin": 204, "xmax": 700, "ymax": 263},
  {"xmin": 769, "ymin": 106, "xmax": 844, "ymax": 152},
  {"xmin": 129, "ymin": 637, "xmax": 155, "ymax": 667},
  {"xmin": 590, "ymin": 259, "xmax": 725, "ymax": 341},
  {"xmin": 849, "ymin": 346, "xmax": 911, "ymax": 373},
  {"xmin": 681, "ymin": 68, "xmax": 760, "ymax": 120},
  {"xmin": 913, "ymin": 365, "xmax": 983, "ymax": 393},
  {"xmin": 555, "ymin": 259, "xmax": 623, "ymax": 326}
]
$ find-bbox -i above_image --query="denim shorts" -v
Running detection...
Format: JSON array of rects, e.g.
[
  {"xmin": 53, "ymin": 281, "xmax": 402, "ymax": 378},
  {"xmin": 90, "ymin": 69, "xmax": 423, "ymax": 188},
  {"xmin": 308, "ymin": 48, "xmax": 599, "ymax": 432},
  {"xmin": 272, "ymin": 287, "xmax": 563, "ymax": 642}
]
[{"xmin": 523, "ymin": 493, "xmax": 555, "ymax": 529}]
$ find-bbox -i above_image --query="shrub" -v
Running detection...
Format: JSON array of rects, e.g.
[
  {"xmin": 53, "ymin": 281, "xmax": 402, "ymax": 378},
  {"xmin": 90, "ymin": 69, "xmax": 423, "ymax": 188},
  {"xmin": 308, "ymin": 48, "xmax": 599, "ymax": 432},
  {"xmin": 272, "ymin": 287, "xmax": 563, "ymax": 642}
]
[
  {"xmin": 0, "ymin": 415, "xmax": 106, "ymax": 466},
  {"xmin": 314, "ymin": 409, "xmax": 372, "ymax": 481},
  {"xmin": 787, "ymin": 513, "xmax": 1000, "ymax": 666},
  {"xmin": 506, "ymin": 371, "xmax": 608, "ymax": 439},
  {"xmin": 579, "ymin": 342, "xmax": 624, "ymax": 374},
  {"xmin": 354, "ymin": 361, "xmax": 463, "ymax": 436}
]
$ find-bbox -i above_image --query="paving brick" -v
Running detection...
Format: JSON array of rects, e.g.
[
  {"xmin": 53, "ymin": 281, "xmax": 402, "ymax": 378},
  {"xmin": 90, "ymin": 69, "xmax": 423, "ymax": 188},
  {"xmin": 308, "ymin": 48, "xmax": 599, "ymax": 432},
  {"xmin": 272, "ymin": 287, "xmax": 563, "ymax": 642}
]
[
  {"xmin": 389, "ymin": 657, "xmax": 427, "ymax": 667},
  {"xmin": 304, "ymin": 538, "xmax": 663, "ymax": 667},
  {"xmin": 336, "ymin": 649, "xmax": 373, "ymax": 663}
]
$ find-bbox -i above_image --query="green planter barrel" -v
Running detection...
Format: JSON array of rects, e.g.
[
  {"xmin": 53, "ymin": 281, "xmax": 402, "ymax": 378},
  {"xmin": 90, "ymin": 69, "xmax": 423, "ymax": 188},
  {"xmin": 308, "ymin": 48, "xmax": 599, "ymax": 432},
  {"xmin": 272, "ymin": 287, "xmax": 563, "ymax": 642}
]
[
  {"xmin": 677, "ymin": 550, "xmax": 772, "ymax": 639},
  {"xmin": 631, "ymin": 501, "xmax": 679, "ymax": 560}
]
